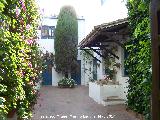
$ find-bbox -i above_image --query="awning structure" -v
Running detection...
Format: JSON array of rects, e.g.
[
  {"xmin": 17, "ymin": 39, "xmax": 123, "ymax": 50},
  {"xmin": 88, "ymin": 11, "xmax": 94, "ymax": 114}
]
[{"xmin": 79, "ymin": 18, "xmax": 129, "ymax": 62}]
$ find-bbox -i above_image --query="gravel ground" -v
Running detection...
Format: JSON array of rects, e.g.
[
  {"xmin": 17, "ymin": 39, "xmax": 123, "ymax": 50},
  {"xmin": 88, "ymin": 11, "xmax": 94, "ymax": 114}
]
[{"xmin": 32, "ymin": 86, "xmax": 139, "ymax": 120}]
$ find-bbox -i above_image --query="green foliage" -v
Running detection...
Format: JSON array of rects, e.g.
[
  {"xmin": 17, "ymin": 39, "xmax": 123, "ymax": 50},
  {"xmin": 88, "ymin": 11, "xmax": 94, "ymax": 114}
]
[
  {"xmin": 54, "ymin": 5, "xmax": 78, "ymax": 74},
  {"xmin": 126, "ymin": 0, "xmax": 151, "ymax": 119},
  {"xmin": 0, "ymin": 0, "xmax": 45, "ymax": 119},
  {"xmin": 103, "ymin": 45, "xmax": 119, "ymax": 80},
  {"xmin": 58, "ymin": 77, "xmax": 76, "ymax": 88}
]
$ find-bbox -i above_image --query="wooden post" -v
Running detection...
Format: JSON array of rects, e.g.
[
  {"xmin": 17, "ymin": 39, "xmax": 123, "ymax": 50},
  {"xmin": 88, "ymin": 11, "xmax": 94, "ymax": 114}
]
[{"xmin": 150, "ymin": 0, "xmax": 160, "ymax": 119}]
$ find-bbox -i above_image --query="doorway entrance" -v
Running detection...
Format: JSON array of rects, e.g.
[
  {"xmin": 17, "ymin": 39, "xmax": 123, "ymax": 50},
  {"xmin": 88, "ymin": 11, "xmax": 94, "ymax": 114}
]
[{"xmin": 71, "ymin": 60, "xmax": 81, "ymax": 85}]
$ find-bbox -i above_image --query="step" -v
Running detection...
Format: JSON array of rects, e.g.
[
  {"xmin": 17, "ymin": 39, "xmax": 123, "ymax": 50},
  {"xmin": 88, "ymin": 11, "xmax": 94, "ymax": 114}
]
[{"xmin": 102, "ymin": 96, "xmax": 126, "ymax": 106}]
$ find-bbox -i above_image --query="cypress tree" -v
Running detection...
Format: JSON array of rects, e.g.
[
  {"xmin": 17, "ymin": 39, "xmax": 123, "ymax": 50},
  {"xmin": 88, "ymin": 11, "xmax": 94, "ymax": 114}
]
[{"xmin": 54, "ymin": 5, "xmax": 78, "ymax": 76}]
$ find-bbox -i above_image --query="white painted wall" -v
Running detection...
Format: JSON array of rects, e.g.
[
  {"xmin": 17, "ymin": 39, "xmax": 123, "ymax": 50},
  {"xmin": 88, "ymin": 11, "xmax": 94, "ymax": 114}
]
[
  {"xmin": 37, "ymin": 39, "xmax": 54, "ymax": 53},
  {"xmin": 89, "ymin": 82, "xmax": 101, "ymax": 104},
  {"xmin": 80, "ymin": 52, "xmax": 93, "ymax": 85},
  {"xmin": 37, "ymin": 16, "xmax": 86, "ymax": 86},
  {"xmin": 96, "ymin": 52, "xmax": 104, "ymax": 80},
  {"xmin": 96, "ymin": 0, "xmax": 127, "ymax": 25},
  {"xmin": 89, "ymin": 82, "xmax": 125, "ymax": 106},
  {"xmin": 52, "ymin": 67, "xmax": 63, "ymax": 86},
  {"xmin": 78, "ymin": 18, "xmax": 86, "ymax": 44}
]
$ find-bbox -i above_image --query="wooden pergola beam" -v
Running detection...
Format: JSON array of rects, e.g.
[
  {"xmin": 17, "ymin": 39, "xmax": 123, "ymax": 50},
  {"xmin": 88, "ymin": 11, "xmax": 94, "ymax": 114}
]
[
  {"xmin": 89, "ymin": 47, "xmax": 106, "ymax": 59},
  {"xmin": 103, "ymin": 39, "xmax": 124, "ymax": 48},
  {"xmin": 83, "ymin": 49, "xmax": 101, "ymax": 63},
  {"xmin": 87, "ymin": 44, "xmax": 109, "ymax": 48},
  {"xmin": 104, "ymin": 48, "xmax": 119, "ymax": 60},
  {"xmin": 80, "ymin": 48, "xmax": 101, "ymax": 50},
  {"xmin": 81, "ymin": 45, "xmax": 119, "ymax": 60},
  {"xmin": 97, "ymin": 45, "xmax": 119, "ymax": 59}
]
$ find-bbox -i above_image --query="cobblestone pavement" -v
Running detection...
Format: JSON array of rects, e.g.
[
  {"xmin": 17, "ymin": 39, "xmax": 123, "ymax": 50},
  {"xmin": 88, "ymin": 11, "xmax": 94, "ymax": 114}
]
[{"xmin": 32, "ymin": 86, "xmax": 139, "ymax": 120}]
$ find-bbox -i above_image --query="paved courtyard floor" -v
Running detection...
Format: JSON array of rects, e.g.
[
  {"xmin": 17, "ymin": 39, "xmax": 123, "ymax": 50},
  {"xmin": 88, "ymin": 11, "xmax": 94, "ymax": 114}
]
[{"xmin": 32, "ymin": 86, "xmax": 139, "ymax": 120}]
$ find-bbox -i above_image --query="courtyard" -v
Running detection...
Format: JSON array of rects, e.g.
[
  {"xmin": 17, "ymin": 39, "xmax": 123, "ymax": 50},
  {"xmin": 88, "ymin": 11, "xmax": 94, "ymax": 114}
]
[{"xmin": 32, "ymin": 86, "xmax": 139, "ymax": 120}]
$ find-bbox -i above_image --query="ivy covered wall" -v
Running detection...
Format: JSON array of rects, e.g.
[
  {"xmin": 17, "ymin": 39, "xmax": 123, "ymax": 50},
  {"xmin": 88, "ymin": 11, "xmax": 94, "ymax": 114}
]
[{"xmin": 126, "ymin": 0, "xmax": 151, "ymax": 119}]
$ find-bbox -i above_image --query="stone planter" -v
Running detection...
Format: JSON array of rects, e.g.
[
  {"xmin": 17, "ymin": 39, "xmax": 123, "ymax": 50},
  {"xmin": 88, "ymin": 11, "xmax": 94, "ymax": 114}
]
[{"xmin": 89, "ymin": 82, "xmax": 126, "ymax": 106}]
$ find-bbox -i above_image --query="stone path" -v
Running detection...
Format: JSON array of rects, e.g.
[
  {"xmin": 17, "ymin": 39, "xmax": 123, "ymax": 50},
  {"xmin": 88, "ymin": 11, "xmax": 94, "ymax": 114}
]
[{"xmin": 32, "ymin": 86, "xmax": 139, "ymax": 120}]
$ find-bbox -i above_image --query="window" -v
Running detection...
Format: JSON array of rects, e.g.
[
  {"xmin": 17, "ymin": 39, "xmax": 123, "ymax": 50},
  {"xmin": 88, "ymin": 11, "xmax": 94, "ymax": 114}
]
[{"xmin": 41, "ymin": 26, "xmax": 55, "ymax": 39}]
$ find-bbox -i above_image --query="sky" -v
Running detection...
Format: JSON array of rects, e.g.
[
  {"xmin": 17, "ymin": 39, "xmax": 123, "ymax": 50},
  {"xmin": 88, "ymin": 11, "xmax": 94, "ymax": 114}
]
[
  {"xmin": 37, "ymin": 0, "xmax": 128, "ymax": 35},
  {"xmin": 37, "ymin": 0, "xmax": 101, "ymax": 17}
]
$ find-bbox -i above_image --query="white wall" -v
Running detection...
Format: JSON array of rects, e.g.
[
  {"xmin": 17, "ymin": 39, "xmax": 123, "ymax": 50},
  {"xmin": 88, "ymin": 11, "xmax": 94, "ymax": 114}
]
[
  {"xmin": 37, "ymin": 39, "xmax": 54, "ymax": 53},
  {"xmin": 80, "ymin": 53, "xmax": 93, "ymax": 85},
  {"xmin": 78, "ymin": 18, "xmax": 85, "ymax": 44},
  {"xmin": 52, "ymin": 67, "xmax": 64, "ymax": 86},
  {"xmin": 118, "ymin": 46, "xmax": 129, "ymax": 99},
  {"xmin": 97, "ymin": 0, "xmax": 128, "ymax": 24},
  {"xmin": 89, "ymin": 82, "xmax": 126, "ymax": 105},
  {"xmin": 96, "ymin": 54, "xmax": 103, "ymax": 80}
]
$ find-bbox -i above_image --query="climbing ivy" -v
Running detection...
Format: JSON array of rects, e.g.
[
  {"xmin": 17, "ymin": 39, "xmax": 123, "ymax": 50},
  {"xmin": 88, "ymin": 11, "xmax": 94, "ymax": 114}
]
[{"xmin": 125, "ymin": 0, "xmax": 151, "ymax": 119}]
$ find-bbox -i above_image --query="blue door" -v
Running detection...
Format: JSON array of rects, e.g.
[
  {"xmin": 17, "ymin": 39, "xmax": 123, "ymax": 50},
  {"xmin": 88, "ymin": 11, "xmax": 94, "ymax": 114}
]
[
  {"xmin": 42, "ymin": 61, "xmax": 52, "ymax": 85},
  {"xmin": 71, "ymin": 60, "xmax": 81, "ymax": 85}
]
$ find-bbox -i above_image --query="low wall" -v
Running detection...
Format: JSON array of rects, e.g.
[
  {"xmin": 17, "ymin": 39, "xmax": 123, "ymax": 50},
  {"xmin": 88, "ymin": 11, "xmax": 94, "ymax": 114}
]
[
  {"xmin": 89, "ymin": 82, "xmax": 127, "ymax": 104},
  {"xmin": 52, "ymin": 67, "xmax": 64, "ymax": 86}
]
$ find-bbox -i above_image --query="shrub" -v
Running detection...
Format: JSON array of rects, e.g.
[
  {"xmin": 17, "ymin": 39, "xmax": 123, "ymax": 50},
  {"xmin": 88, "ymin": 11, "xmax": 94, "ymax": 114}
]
[
  {"xmin": 0, "ymin": 0, "xmax": 45, "ymax": 119},
  {"xmin": 58, "ymin": 77, "xmax": 76, "ymax": 88}
]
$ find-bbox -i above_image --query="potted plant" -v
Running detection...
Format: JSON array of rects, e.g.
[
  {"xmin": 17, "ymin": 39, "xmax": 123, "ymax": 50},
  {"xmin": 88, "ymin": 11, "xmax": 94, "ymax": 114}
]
[{"xmin": 58, "ymin": 77, "xmax": 76, "ymax": 88}]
